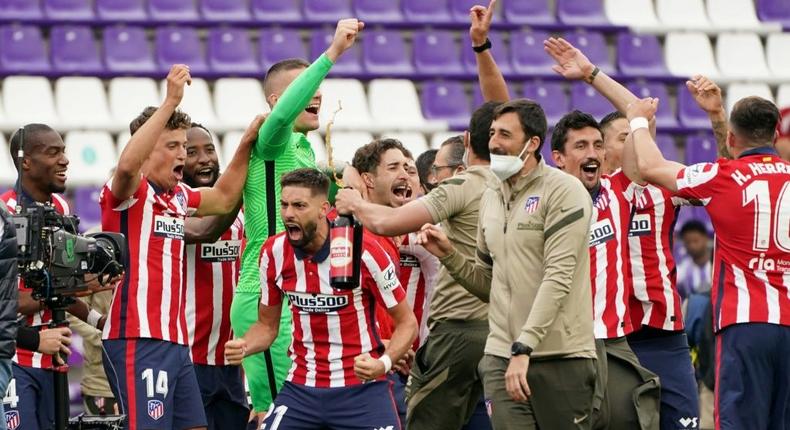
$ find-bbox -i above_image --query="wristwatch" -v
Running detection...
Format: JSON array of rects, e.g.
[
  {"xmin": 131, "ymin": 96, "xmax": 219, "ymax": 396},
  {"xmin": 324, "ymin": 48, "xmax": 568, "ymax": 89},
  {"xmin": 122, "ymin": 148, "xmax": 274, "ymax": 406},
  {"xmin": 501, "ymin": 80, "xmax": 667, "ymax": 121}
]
[
  {"xmin": 511, "ymin": 342, "xmax": 533, "ymax": 357},
  {"xmin": 472, "ymin": 38, "xmax": 492, "ymax": 53}
]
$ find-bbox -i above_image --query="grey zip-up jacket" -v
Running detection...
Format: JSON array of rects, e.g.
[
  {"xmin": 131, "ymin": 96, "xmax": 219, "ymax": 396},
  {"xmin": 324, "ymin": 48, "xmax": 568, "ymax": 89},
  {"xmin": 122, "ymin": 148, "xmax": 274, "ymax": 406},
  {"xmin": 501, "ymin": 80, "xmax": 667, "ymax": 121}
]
[{"xmin": 440, "ymin": 159, "xmax": 596, "ymax": 360}]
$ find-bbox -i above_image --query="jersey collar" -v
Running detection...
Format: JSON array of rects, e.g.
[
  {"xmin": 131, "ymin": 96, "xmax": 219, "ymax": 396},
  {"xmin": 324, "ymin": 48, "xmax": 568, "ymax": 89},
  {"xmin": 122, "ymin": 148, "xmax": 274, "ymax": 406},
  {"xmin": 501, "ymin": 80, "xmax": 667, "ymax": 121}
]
[
  {"xmin": 738, "ymin": 146, "xmax": 778, "ymax": 159},
  {"xmin": 293, "ymin": 219, "xmax": 331, "ymax": 262},
  {"xmin": 12, "ymin": 181, "xmax": 51, "ymax": 206}
]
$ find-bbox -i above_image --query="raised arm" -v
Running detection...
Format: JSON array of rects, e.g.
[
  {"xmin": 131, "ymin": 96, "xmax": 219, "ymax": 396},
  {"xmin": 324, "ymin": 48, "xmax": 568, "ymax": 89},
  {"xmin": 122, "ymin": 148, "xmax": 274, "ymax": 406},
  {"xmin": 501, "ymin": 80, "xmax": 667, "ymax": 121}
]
[
  {"xmin": 185, "ymin": 199, "xmax": 243, "ymax": 244},
  {"xmin": 686, "ymin": 74, "xmax": 730, "ymax": 159},
  {"xmin": 195, "ymin": 115, "xmax": 264, "ymax": 216},
  {"xmin": 111, "ymin": 65, "xmax": 190, "ymax": 201},
  {"xmin": 470, "ymin": 0, "xmax": 509, "ymax": 102},
  {"xmin": 334, "ymin": 188, "xmax": 433, "ymax": 236},
  {"xmin": 627, "ymin": 98, "xmax": 686, "ymax": 192},
  {"xmin": 256, "ymin": 19, "xmax": 363, "ymax": 160}
]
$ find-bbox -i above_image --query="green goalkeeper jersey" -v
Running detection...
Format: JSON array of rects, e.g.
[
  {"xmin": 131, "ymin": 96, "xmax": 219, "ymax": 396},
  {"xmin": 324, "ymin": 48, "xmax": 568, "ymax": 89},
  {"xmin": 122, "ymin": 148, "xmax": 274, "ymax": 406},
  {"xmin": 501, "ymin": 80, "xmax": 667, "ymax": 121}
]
[{"xmin": 237, "ymin": 54, "xmax": 333, "ymax": 293}]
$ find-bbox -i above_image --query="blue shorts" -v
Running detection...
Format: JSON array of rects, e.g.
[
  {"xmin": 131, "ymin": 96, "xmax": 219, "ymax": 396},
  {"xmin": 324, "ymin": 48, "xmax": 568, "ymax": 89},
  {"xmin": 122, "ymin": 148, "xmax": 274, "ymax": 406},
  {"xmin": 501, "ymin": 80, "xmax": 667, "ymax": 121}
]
[
  {"xmin": 194, "ymin": 364, "xmax": 249, "ymax": 430},
  {"xmin": 715, "ymin": 323, "xmax": 790, "ymax": 430},
  {"xmin": 261, "ymin": 381, "xmax": 401, "ymax": 430},
  {"xmin": 388, "ymin": 372, "xmax": 406, "ymax": 427},
  {"xmin": 628, "ymin": 330, "xmax": 700, "ymax": 430},
  {"xmin": 3, "ymin": 364, "xmax": 54, "ymax": 430},
  {"xmin": 102, "ymin": 338, "xmax": 206, "ymax": 430}
]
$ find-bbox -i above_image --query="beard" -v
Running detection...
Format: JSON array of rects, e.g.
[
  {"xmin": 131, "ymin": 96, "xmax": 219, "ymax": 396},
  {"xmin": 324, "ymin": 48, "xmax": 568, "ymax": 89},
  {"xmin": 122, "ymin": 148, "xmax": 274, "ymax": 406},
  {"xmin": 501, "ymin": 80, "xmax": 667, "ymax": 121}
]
[{"xmin": 286, "ymin": 219, "xmax": 319, "ymax": 249}]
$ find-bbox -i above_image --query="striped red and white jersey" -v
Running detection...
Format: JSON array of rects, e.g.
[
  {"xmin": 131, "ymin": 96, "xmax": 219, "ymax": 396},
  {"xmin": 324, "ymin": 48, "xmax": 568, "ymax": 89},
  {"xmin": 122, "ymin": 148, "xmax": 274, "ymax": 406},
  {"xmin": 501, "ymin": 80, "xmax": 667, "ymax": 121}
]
[
  {"xmin": 400, "ymin": 233, "xmax": 439, "ymax": 350},
  {"xmin": 589, "ymin": 171, "xmax": 634, "ymax": 339},
  {"xmin": 627, "ymin": 184, "xmax": 685, "ymax": 332},
  {"xmin": 675, "ymin": 149, "xmax": 790, "ymax": 331},
  {"xmin": 184, "ymin": 211, "xmax": 244, "ymax": 365},
  {"xmin": 366, "ymin": 231, "xmax": 399, "ymax": 341},
  {"xmin": 100, "ymin": 177, "xmax": 201, "ymax": 344},
  {"xmin": 0, "ymin": 189, "xmax": 70, "ymax": 369},
  {"xmin": 259, "ymin": 230, "xmax": 406, "ymax": 388}
]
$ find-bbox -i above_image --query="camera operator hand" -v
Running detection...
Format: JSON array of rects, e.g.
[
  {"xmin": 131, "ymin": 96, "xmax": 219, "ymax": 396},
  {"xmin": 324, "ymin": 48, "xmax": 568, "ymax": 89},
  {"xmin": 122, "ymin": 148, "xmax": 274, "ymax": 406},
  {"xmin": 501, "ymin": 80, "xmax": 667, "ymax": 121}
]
[
  {"xmin": 68, "ymin": 273, "xmax": 123, "ymax": 298},
  {"xmin": 38, "ymin": 327, "xmax": 71, "ymax": 365}
]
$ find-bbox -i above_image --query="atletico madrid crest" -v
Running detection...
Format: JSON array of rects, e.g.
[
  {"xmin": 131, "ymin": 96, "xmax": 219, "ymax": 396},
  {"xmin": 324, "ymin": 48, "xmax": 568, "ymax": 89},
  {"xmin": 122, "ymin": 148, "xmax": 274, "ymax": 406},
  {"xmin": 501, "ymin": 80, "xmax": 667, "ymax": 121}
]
[
  {"xmin": 148, "ymin": 400, "xmax": 164, "ymax": 421},
  {"xmin": 524, "ymin": 196, "xmax": 540, "ymax": 214},
  {"xmin": 5, "ymin": 410, "xmax": 19, "ymax": 430}
]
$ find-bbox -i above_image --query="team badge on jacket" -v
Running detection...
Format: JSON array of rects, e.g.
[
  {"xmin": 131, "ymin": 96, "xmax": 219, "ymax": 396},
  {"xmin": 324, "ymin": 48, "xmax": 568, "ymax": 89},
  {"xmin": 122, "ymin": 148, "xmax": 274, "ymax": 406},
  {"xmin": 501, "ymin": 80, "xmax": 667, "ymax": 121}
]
[
  {"xmin": 5, "ymin": 410, "xmax": 19, "ymax": 430},
  {"xmin": 524, "ymin": 196, "xmax": 540, "ymax": 214}
]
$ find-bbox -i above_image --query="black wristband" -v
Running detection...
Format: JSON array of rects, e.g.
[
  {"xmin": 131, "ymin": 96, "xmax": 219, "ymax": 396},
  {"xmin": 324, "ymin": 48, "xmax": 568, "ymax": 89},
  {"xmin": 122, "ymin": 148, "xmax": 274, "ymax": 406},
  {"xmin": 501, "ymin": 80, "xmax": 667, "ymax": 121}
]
[
  {"xmin": 17, "ymin": 324, "xmax": 40, "ymax": 352},
  {"xmin": 473, "ymin": 38, "xmax": 492, "ymax": 53}
]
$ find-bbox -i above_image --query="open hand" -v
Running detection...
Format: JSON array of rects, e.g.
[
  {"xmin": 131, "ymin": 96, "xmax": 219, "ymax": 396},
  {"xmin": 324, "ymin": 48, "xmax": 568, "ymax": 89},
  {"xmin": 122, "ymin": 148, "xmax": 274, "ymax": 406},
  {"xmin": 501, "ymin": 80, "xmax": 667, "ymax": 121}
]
[
  {"xmin": 686, "ymin": 75, "xmax": 724, "ymax": 115},
  {"xmin": 544, "ymin": 37, "xmax": 595, "ymax": 81}
]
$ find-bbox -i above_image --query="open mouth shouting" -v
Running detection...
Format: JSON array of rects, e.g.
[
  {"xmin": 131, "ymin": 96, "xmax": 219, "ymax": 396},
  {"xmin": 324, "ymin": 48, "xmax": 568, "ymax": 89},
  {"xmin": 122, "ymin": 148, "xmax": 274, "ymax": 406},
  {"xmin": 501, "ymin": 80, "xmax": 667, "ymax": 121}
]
[
  {"xmin": 195, "ymin": 165, "xmax": 217, "ymax": 183},
  {"xmin": 304, "ymin": 102, "xmax": 320, "ymax": 116},
  {"xmin": 285, "ymin": 222, "xmax": 304, "ymax": 243},
  {"xmin": 173, "ymin": 164, "xmax": 185, "ymax": 182},
  {"xmin": 391, "ymin": 181, "xmax": 414, "ymax": 203},
  {"xmin": 580, "ymin": 160, "xmax": 600, "ymax": 184}
]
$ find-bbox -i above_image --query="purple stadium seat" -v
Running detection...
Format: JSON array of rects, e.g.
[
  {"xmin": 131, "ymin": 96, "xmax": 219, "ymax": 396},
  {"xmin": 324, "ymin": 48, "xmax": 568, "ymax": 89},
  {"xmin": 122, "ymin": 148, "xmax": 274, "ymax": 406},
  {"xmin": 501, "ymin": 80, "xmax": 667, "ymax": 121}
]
[
  {"xmin": 757, "ymin": 0, "xmax": 790, "ymax": 27},
  {"xmin": 677, "ymin": 83, "xmax": 712, "ymax": 129},
  {"xmin": 354, "ymin": 0, "xmax": 403, "ymax": 23},
  {"xmin": 557, "ymin": 0, "xmax": 609, "ymax": 27},
  {"xmin": 511, "ymin": 30, "xmax": 554, "ymax": 77},
  {"xmin": 96, "ymin": 0, "xmax": 148, "ymax": 22},
  {"xmin": 462, "ymin": 31, "xmax": 512, "ymax": 76},
  {"xmin": 563, "ymin": 32, "xmax": 614, "ymax": 75},
  {"xmin": 208, "ymin": 28, "xmax": 260, "ymax": 75},
  {"xmin": 149, "ymin": 0, "xmax": 200, "ymax": 23},
  {"xmin": 251, "ymin": 0, "xmax": 301, "ymax": 22},
  {"xmin": 103, "ymin": 26, "xmax": 157, "ymax": 74},
  {"xmin": 200, "ymin": 0, "xmax": 251, "ymax": 22},
  {"xmin": 685, "ymin": 133, "xmax": 718, "ymax": 165},
  {"xmin": 155, "ymin": 27, "xmax": 209, "ymax": 75},
  {"xmin": 570, "ymin": 82, "xmax": 612, "ymax": 120},
  {"xmin": 503, "ymin": 0, "xmax": 555, "ymax": 25},
  {"xmin": 451, "ymin": 0, "xmax": 502, "ymax": 24},
  {"xmin": 421, "ymin": 81, "xmax": 471, "ymax": 130},
  {"xmin": 0, "ymin": 25, "xmax": 50, "ymax": 74},
  {"xmin": 259, "ymin": 28, "xmax": 306, "ymax": 70},
  {"xmin": 73, "ymin": 187, "xmax": 101, "ymax": 232},
  {"xmin": 627, "ymin": 82, "xmax": 678, "ymax": 128},
  {"xmin": 655, "ymin": 133, "xmax": 680, "ymax": 162},
  {"xmin": 524, "ymin": 81, "xmax": 568, "ymax": 127},
  {"xmin": 309, "ymin": 30, "xmax": 362, "ymax": 75},
  {"xmin": 51, "ymin": 25, "xmax": 103, "ymax": 75},
  {"xmin": 43, "ymin": 0, "xmax": 93, "ymax": 21},
  {"xmin": 0, "ymin": 0, "xmax": 44, "ymax": 21},
  {"xmin": 303, "ymin": 0, "xmax": 352, "ymax": 23},
  {"xmin": 413, "ymin": 30, "xmax": 465, "ymax": 77},
  {"xmin": 362, "ymin": 30, "xmax": 413, "ymax": 76},
  {"xmin": 402, "ymin": 0, "xmax": 452, "ymax": 24},
  {"xmin": 617, "ymin": 33, "xmax": 669, "ymax": 78}
]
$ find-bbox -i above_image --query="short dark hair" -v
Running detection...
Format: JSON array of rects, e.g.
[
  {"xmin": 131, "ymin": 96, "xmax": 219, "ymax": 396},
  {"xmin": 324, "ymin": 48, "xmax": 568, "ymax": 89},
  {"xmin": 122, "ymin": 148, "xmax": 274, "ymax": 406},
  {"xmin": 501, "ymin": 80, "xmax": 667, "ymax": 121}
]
[
  {"xmin": 263, "ymin": 58, "xmax": 310, "ymax": 97},
  {"xmin": 493, "ymin": 99, "xmax": 548, "ymax": 156},
  {"xmin": 600, "ymin": 111, "xmax": 626, "ymax": 131},
  {"xmin": 468, "ymin": 101, "xmax": 502, "ymax": 161},
  {"xmin": 280, "ymin": 168, "xmax": 330, "ymax": 197},
  {"xmin": 551, "ymin": 110, "xmax": 602, "ymax": 153},
  {"xmin": 129, "ymin": 106, "xmax": 191, "ymax": 135},
  {"xmin": 415, "ymin": 148, "xmax": 438, "ymax": 187},
  {"xmin": 730, "ymin": 96, "xmax": 780, "ymax": 146},
  {"xmin": 680, "ymin": 219, "xmax": 709, "ymax": 237},
  {"xmin": 440, "ymin": 135, "xmax": 465, "ymax": 167},
  {"xmin": 189, "ymin": 122, "xmax": 211, "ymax": 135},
  {"xmin": 352, "ymin": 138, "xmax": 412, "ymax": 174},
  {"xmin": 9, "ymin": 124, "xmax": 58, "ymax": 169}
]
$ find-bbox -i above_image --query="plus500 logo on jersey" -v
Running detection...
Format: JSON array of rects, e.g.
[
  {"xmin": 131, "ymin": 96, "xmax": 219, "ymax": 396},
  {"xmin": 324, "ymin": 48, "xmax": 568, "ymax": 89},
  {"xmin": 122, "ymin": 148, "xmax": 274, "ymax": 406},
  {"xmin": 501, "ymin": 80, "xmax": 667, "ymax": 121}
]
[
  {"xmin": 286, "ymin": 292, "xmax": 349, "ymax": 313},
  {"xmin": 200, "ymin": 240, "xmax": 242, "ymax": 262},
  {"xmin": 628, "ymin": 214, "xmax": 652, "ymax": 237},
  {"xmin": 153, "ymin": 215, "xmax": 184, "ymax": 240},
  {"xmin": 589, "ymin": 219, "xmax": 615, "ymax": 247}
]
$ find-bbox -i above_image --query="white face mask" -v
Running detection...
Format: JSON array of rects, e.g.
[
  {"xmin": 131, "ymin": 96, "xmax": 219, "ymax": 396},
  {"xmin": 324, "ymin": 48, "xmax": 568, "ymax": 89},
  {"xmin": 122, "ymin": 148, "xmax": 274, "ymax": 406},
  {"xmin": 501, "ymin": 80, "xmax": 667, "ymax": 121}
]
[{"xmin": 490, "ymin": 142, "xmax": 530, "ymax": 182}]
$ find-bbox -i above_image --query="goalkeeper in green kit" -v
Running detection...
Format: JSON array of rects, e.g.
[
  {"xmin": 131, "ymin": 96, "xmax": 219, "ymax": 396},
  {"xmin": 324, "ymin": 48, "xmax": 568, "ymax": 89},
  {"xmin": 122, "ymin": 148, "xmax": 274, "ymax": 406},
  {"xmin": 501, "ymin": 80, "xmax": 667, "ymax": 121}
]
[{"xmin": 228, "ymin": 18, "xmax": 364, "ymax": 418}]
